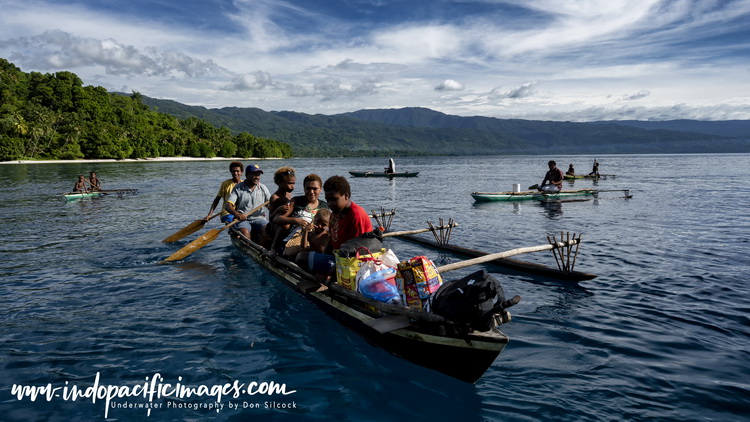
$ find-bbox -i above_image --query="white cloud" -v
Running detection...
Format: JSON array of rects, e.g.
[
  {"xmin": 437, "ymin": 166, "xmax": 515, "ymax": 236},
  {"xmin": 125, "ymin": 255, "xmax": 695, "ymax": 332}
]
[
  {"xmin": 223, "ymin": 71, "xmax": 273, "ymax": 91},
  {"xmin": 5, "ymin": 30, "xmax": 225, "ymax": 77},
  {"xmin": 489, "ymin": 82, "xmax": 539, "ymax": 100},
  {"xmin": 435, "ymin": 79, "xmax": 465, "ymax": 91},
  {"xmin": 619, "ymin": 89, "xmax": 651, "ymax": 101}
]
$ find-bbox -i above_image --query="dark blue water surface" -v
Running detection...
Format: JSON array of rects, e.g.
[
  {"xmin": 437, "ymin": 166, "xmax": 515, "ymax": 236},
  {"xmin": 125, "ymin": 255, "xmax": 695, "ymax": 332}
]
[{"xmin": 1, "ymin": 154, "xmax": 749, "ymax": 421}]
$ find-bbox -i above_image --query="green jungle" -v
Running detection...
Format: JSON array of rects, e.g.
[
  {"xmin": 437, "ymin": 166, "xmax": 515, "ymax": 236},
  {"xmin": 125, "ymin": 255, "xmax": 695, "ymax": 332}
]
[{"xmin": 0, "ymin": 58, "xmax": 292, "ymax": 161}]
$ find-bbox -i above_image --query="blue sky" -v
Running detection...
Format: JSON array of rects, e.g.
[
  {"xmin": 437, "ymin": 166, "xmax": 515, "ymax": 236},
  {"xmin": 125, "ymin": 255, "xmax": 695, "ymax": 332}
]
[{"xmin": 2, "ymin": 0, "xmax": 749, "ymax": 121}]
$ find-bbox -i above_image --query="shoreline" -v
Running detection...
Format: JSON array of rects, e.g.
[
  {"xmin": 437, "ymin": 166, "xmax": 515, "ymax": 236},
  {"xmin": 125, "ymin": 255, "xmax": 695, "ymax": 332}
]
[{"xmin": 0, "ymin": 157, "xmax": 283, "ymax": 165}]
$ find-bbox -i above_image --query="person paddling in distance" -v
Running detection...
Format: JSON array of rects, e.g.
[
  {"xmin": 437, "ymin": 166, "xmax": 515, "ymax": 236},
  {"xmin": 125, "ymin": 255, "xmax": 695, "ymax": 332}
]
[
  {"xmin": 539, "ymin": 160, "xmax": 564, "ymax": 192},
  {"xmin": 225, "ymin": 164, "xmax": 271, "ymax": 244},
  {"xmin": 87, "ymin": 171, "xmax": 102, "ymax": 191},
  {"xmin": 268, "ymin": 173, "xmax": 329, "ymax": 257},
  {"xmin": 589, "ymin": 160, "xmax": 600, "ymax": 177},
  {"xmin": 73, "ymin": 175, "xmax": 88, "ymax": 192},
  {"xmin": 384, "ymin": 158, "xmax": 396, "ymax": 174},
  {"xmin": 205, "ymin": 161, "xmax": 244, "ymax": 225},
  {"xmin": 566, "ymin": 164, "xmax": 575, "ymax": 176},
  {"xmin": 301, "ymin": 176, "xmax": 373, "ymax": 282}
]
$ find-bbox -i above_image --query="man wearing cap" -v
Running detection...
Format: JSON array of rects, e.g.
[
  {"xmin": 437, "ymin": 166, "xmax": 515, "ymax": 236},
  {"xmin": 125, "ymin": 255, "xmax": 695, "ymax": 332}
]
[{"xmin": 226, "ymin": 164, "xmax": 272, "ymax": 244}]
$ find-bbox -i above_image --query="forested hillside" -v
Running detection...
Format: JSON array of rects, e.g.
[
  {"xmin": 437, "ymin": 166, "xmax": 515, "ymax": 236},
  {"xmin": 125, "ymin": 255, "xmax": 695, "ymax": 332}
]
[
  {"xmin": 0, "ymin": 59, "xmax": 291, "ymax": 161},
  {"xmin": 143, "ymin": 98, "xmax": 749, "ymax": 156}
]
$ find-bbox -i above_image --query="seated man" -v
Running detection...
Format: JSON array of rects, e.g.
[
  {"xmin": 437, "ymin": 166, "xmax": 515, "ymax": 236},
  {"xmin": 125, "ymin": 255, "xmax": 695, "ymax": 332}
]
[
  {"xmin": 565, "ymin": 164, "xmax": 575, "ymax": 176},
  {"xmin": 225, "ymin": 164, "xmax": 271, "ymax": 244},
  {"xmin": 300, "ymin": 175, "xmax": 372, "ymax": 279},
  {"xmin": 539, "ymin": 160, "xmax": 564, "ymax": 192}
]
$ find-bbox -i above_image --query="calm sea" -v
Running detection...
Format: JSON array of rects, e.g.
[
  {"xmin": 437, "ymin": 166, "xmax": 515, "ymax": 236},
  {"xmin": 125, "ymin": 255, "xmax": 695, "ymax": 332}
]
[{"xmin": 1, "ymin": 154, "xmax": 749, "ymax": 421}]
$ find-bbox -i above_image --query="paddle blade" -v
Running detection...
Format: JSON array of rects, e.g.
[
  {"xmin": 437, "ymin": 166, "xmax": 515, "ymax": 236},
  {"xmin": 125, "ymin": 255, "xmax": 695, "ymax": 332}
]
[
  {"xmin": 162, "ymin": 219, "xmax": 206, "ymax": 243},
  {"xmin": 162, "ymin": 228, "xmax": 222, "ymax": 262}
]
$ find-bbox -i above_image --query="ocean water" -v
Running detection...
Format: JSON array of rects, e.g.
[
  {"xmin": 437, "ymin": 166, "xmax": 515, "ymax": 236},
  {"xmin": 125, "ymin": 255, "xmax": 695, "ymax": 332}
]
[{"xmin": 1, "ymin": 154, "xmax": 749, "ymax": 421}]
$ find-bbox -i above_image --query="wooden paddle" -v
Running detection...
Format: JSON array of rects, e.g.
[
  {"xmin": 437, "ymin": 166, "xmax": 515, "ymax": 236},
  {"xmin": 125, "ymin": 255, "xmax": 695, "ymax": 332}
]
[
  {"xmin": 162, "ymin": 212, "xmax": 221, "ymax": 243},
  {"xmin": 162, "ymin": 201, "xmax": 269, "ymax": 263},
  {"xmin": 435, "ymin": 238, "xmax": 580, "ymax": 273}
]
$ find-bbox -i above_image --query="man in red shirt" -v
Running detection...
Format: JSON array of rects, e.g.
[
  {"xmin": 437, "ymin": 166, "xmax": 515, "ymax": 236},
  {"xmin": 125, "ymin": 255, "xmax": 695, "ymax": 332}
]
[{"xmin": 302, "ymin": 175, "xmax": 372, "ymax": 278}]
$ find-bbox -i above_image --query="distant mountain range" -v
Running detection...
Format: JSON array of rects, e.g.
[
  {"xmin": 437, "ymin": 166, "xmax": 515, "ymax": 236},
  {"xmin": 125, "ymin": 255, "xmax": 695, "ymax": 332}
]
[{"xmin": 138, "ymin": 96, "xmax": 750, "ymax": 157}]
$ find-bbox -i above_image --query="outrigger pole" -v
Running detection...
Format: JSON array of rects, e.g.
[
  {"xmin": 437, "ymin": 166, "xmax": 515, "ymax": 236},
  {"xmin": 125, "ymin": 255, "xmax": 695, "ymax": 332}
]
[{"xmin": 434, "ymin": 236, "xmax": 583, "ymax": 273}]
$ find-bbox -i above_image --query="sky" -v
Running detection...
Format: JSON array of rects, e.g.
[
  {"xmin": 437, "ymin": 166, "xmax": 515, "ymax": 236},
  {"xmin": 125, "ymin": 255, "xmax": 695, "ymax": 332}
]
[{"xmin": 2, "ymin": 0, "xmax": 750, "ymax": 121}]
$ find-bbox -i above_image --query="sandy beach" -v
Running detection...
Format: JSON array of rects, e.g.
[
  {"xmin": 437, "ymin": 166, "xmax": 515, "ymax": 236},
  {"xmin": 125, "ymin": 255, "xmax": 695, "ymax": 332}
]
[{"xmin": 0, "ymin": 157, "xmax": 283, "ymax": 165}]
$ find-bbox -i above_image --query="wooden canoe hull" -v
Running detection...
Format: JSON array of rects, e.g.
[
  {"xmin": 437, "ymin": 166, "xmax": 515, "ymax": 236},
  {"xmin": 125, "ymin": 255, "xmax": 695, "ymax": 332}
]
[
  {"xmin": 471, "ymin": 189, "xmax": 597, "ymax": 202},
  {"xmin": 397, "ymin": 234, "xmax": 597, "ymax": 282},
  {"xmin": 349, "ymin": 171, "xmax": 419, "ymax": 178},
  {"xmin": 63, "ymin": 188, "xmax": 138, "ymax": 201},
  {"xmin": 564, "ymin": 174, "xmax": 615, "ymax": 180},
  {"xmin": 63, "ymin": 192, "xmax": 105, "ymax": 201},
  {"xmin": 229, "ymin": 232, "xmax": 509, "ymax": 383}
]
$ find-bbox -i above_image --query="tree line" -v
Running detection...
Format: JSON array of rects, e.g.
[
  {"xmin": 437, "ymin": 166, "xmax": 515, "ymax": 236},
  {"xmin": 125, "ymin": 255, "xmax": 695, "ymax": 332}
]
[{"xmin": 0, "ymin": 58, "xmax": 292, "ymax": 161}]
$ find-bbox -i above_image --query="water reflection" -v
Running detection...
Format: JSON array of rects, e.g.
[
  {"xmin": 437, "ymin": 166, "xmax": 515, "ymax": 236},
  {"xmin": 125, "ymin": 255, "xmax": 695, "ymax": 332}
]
[{"xmin": 539, "ymin": 201, "xmax": 563, "ymax": 219}]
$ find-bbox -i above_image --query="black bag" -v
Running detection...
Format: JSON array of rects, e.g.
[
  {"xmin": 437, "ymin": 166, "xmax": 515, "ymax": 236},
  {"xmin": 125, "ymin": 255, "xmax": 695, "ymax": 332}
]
[
  {"xmin": 337, "ymin": 228, "xmax": 384, "ymax": 257},
  {"xmin": 429, "ymin": 269, "xmax": 507, "ymax": 332}
]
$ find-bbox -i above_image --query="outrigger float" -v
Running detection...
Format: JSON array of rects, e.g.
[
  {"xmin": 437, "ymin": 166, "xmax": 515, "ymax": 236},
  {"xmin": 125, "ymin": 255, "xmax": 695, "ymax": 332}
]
[
  {"xmin": 370, "ymin": 212, "xmax": 596, "ymax": 282},
  {"xmin": 63, "ymin": 188, "xmax": 138, "ymax": 201}
]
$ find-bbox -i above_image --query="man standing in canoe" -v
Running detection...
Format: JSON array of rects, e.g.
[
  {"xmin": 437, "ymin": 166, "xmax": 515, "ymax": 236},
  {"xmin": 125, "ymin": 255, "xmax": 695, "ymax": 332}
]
[
  {"xmin": 225, "ymin": 164, "xmax": 271, "ymax": 244},
  {"xmin": 539, "ymin": 160, "xmax": 564, "ymax": 192},
  {"xmin": 385, "ymin": 158, "xmax": 395, "ymax": 174},
  {"xmin": 205, "ymin": 161, "xmax": 244, "ymax": 224},
  {"xmin": 304, "ymin": 175, "xmax": 372, "ymax": 278}
]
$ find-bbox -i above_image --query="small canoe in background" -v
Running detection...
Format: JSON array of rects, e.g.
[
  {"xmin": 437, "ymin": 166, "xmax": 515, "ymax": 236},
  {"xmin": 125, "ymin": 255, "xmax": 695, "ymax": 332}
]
[
  {"xmin": 564, "ymin": 174, "xmax": 616, "ymax": 180},
  {"xmin": 471, "ymin": 189, "xmax": 598, "ymax": 202},
  {"xmin": 63, "ymin": 188, "xmax": 138, "ymax": 201},
  {"xmin": 63, "ymin": 191, "xmax": 106, "ymax": 201},
  {"xmin": 349, "ymin": 171, "xmax": 419, "ymax": 178}
]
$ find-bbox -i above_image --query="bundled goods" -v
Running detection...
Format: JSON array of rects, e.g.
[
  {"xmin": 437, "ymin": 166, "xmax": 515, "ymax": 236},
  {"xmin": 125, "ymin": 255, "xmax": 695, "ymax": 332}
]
[
  {"xmin": 355, "ymin": 249, "xmax": 400, "ymax": 304},
  {"xmin": 395, "ymin": 256, "xmax": 443, "ymax": 310},
  {"xmin": 335, "ymin": 247, "xmax": 384, "ymax": 290}
]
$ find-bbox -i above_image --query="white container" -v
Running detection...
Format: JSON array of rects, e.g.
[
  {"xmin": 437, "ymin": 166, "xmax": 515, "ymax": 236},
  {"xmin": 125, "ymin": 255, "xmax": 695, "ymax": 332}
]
[{"xmin": 512, "ymin": 184, "xmax": 521, "ymax": 193}]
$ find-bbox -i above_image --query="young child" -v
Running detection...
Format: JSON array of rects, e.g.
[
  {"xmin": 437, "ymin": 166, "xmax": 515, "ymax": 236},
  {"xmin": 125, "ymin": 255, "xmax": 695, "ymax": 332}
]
[
  {"xmin": 265, "ymin": 166, "xmax": 296, "ymax": 247},
  {"xmin": 88, "ymin": 171, "xmax": 102, "ymax": 191},
  {"xmin": 73, "ymin": 175, "xmax": 88, "ymax": 192},
  {"xmin": 293, "ymin": 209, "xmax": 331, "ymax": 266}
]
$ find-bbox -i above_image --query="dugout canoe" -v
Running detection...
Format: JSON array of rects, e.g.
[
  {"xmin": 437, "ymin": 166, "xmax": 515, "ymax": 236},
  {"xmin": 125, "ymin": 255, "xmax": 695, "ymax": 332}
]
[
  {"xmin": 63, "ymin": 191, "xmax": 106, "ymax": 201},
  {"xmin": 396, "ymin": 234, "xmax": 597, "ymax": 282},
  {"xmin": 229, "ymin": 229, "xmax": 511, "ymax": 383},
  {"xmin": 471, "ymin": 189, "xmax": 597, "ymax": 202},
  {"xmin": 349, "ymin": 171, "xmax": 419, "ymax": 178},
  {"xmin": 563, "ymin": 174, "xmax": 615, "ymax": 180},
  {"xmin": 63, "ymin": 188, "xmax": 138, "ymax": 201}
]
